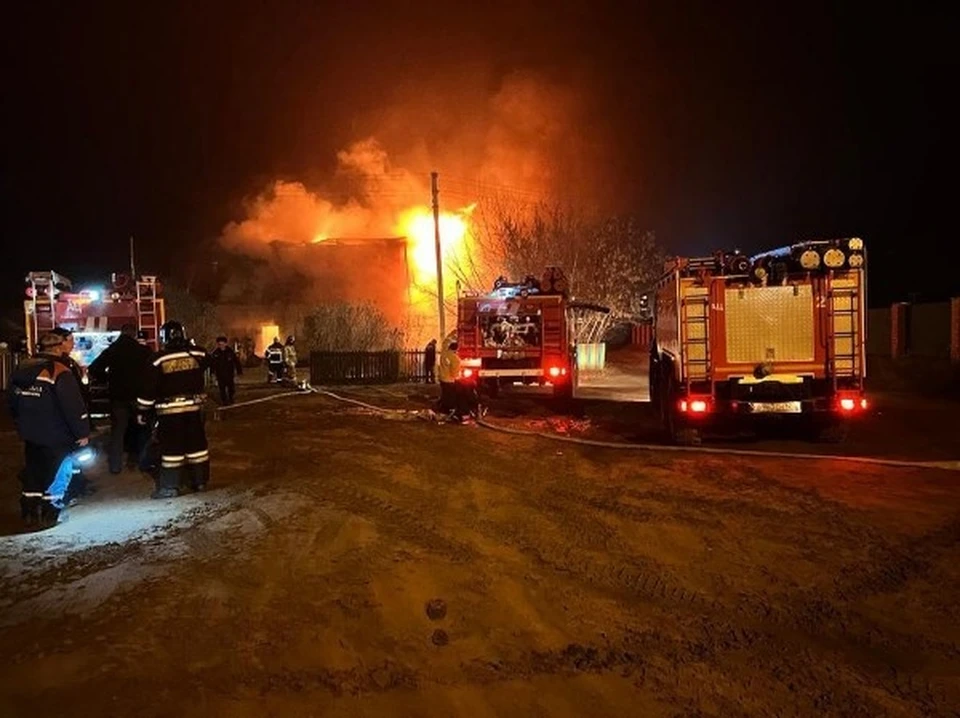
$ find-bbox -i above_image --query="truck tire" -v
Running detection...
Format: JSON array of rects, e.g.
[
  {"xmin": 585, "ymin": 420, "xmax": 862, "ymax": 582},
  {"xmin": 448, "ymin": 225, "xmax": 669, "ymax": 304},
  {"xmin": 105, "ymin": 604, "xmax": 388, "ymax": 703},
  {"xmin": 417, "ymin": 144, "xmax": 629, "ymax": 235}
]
[
  {"xmin": 661, "ymin": 374, "xmax": 701, "ymax": 446},
  {"xmin": 814, "ymin": 421, "xmax": 849, "ymax": 444},
  {"xmin": 484, "ymin": 379, "xmax": 500, "ymax": 399}
]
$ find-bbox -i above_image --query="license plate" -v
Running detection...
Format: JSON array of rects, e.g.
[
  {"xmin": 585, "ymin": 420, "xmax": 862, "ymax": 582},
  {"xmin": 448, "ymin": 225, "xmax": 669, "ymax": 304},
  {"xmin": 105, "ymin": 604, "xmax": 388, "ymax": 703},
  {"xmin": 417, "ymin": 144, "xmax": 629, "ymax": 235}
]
[{"xmin": 749, "ymin": 401, "xmax": 801, "ymax": 414}]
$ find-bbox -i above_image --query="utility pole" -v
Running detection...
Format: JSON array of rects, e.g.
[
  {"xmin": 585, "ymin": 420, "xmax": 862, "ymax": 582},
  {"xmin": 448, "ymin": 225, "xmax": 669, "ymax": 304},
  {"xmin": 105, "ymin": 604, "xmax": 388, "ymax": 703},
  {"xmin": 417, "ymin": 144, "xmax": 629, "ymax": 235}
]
[
  {"xmin": 129, "ymin": 236, "xmax": 137, "ymax": 278},
  {"xmin": 431, "ymin": 171, "xmax": 446, "ymax": 340}
]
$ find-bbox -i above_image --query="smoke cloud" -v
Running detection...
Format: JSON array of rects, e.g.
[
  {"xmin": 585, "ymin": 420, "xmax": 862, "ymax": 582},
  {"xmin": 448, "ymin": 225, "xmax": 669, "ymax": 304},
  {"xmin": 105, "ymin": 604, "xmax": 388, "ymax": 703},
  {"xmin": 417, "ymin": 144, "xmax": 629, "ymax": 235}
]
[{"xmin": 217, "ymin": 70, "xmax": 612, "ymax": 325}]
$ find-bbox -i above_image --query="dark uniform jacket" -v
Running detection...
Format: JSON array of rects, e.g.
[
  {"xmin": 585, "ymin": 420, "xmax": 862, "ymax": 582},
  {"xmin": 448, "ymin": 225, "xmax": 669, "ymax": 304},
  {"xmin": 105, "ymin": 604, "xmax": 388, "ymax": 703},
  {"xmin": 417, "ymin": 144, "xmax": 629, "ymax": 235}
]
[
  {"xmin": 89, "ymin": 334, "xmax": 152, "ymax": 401},
  {"xmin": 137, "ymin": 343, "xmax": 209, "ymax": 415},
  {"xmin": 265, "ymin": 342, "xmax": 285, "ymax": 365},
  {"xmin": 209, "ymin": 346, "xmax": 243, "ymax": 381},
  {"xmin": 7, "ymin": 354, "xmax": 91, "ymax": 447}
]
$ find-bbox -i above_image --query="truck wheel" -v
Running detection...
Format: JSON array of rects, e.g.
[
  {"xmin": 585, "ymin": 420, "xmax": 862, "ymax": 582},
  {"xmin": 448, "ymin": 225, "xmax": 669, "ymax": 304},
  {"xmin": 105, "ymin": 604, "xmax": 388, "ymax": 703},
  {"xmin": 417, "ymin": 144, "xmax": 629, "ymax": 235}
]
[
  {"xmin": 814, "ymin": 421, "xmax": 849, "ymax": 444},
  {"xmin": 673, "ymin": 426, "xmax": 702, "ymax": 446},
  {"xmin": 485, "ymin": 379, "xmax": 500, "ymax": 399}
]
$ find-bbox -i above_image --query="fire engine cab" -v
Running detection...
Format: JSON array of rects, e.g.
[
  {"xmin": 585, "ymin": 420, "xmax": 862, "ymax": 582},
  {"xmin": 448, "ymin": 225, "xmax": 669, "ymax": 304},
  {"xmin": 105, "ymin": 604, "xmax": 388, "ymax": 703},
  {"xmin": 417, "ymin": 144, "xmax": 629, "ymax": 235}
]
[
  {"xmin": 24, "ymin": 270, "xmax": 165, "ymax": 414},
  {"xmin": 648, "ymin": 238, "xmax": 867, "ymax": 445},
  {"xmin": 457, "ymin": 267, "xmax": 577, "ymax": 399}
]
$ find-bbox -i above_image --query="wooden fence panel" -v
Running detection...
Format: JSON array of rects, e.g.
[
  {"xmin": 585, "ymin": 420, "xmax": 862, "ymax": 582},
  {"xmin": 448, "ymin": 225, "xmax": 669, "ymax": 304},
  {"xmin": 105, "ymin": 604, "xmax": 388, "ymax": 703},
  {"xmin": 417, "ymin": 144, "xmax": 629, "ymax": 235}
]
[{"xmin": 310, "ymin": 350, "xmax": 431, "ymax": 385}]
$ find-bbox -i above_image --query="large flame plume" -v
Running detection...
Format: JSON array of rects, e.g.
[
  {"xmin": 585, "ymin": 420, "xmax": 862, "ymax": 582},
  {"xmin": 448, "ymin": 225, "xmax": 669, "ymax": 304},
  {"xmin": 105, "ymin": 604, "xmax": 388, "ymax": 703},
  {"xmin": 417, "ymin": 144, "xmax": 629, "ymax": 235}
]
[{"xmin": 217, "ymin": 72, "xmax": 610, "ymax": 341}]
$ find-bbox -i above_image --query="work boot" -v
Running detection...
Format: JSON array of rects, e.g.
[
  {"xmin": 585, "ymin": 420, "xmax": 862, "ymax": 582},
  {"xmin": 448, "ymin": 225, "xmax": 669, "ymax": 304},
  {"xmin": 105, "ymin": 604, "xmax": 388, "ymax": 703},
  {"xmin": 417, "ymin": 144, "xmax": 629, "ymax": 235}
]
[
  {"xmin": 151, "ymin": 486, "xmax": 179, "ymax": 499},
  {"xmin": 37, "ymin": 501, "xmax": 61, "ymax": 530},
  {"xmin": 20, "ymin": 496, "xmax": 40, "ymax": 528}
]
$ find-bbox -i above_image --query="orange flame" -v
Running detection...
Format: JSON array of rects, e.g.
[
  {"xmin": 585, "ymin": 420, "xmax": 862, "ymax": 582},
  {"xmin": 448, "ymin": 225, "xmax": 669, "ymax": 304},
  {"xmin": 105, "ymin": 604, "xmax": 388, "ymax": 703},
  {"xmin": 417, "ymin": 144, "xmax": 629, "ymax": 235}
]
[{"xmin": 395, "ymin": 204, "xmax": 475, "ymax": 285}]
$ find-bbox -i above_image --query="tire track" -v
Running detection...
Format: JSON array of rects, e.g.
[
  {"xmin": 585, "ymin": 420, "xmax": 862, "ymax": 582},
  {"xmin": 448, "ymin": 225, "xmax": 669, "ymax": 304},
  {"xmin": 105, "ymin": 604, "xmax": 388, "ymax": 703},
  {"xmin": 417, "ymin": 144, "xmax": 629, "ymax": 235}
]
[{"xmin": 294, "ymin": 479, "xmax": 475, "ymax": 563}]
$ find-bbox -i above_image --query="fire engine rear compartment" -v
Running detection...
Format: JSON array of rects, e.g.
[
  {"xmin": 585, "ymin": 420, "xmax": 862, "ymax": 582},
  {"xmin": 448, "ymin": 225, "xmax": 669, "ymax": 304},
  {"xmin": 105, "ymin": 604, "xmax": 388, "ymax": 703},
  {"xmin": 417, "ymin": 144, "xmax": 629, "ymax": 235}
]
[{"xmin": 652, "ymin": 246, "xmax": 867, "ymax": 442}]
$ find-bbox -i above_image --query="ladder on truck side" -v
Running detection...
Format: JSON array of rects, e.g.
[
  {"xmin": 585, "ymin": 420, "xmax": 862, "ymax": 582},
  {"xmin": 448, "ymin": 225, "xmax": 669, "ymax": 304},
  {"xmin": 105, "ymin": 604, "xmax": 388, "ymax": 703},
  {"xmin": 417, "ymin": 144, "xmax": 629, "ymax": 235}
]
[
  {"xmin": 26, "ymin": 271, "xmax": 69, "ymax": 353},
  {"xmin": 136, "ymin": 276, "xmax": 162, "ymax": 350},
  {"xmin": 679, "ymin": 288, "xmax": 711, "ymax": 385},
  {"xmin": 827, "ymin": 271, "xmax": 864, "ymax": 389}
]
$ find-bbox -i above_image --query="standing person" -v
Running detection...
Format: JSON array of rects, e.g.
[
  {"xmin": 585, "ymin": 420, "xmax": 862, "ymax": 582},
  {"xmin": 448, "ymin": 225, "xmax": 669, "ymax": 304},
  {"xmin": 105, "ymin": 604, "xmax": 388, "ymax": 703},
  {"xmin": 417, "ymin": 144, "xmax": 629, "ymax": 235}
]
[
  {"xmin": 283, "ymin": 336, "xmax": 298, "ymax": 384},
  {"xmin": 137, "ymin": 321, "xmax": 210, "ymax": 498},
  {"xmin": 265, "ymin": 337, "xmax": 285, "ymax": 383},
  {"xmin": 437, "ymin": 337, "xmax": 461, "ymax": 418},
  {"xmin": 51, "ymin": 327, "xmax": 91, "ymax": 408},
  {"xmin": 423, "ymin": 339, "xmax": 437, "ymax": 383},
  {"xmin": 50, "ymin": 327, "xmax": 93, "ymax": 499},
  {"xmin": 88, "ymin": 324, "xmax": 151, "ymax": 474},
  {"xmin": 210, "ymin": 335, "xmax": 243, "ymax": 405},
  {"xmin": 7, "ymin": 332, "xmax": 91, "ymax": 528}
]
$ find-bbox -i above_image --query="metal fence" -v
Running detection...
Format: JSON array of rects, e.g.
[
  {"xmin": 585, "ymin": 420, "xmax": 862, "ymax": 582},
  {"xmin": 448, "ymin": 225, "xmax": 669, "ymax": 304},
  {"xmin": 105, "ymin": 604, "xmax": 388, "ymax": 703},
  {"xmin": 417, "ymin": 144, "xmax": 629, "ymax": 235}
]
[{"xmin": 310, "ymin": 350, "xmax": 431, "ymax": 385}]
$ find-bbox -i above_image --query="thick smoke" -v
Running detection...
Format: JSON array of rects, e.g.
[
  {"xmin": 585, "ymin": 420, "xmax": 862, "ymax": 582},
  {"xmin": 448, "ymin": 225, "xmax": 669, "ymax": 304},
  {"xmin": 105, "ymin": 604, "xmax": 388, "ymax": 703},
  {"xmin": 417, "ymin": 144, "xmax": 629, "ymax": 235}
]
[{"xmin": 217, "ymin": 71, "xmax": 611, "ymax": 320}]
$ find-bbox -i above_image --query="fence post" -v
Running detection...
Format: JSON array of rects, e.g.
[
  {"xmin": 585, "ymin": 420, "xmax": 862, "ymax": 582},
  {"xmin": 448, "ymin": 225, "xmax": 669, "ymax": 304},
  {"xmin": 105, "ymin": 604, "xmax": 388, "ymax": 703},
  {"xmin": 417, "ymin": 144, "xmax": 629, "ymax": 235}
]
[
  {"xmin": 951, "ymin": 297, "xmax": 960, "ymax": 363},
  {"xmin": 891, "ymin": 302, "xmax": 909, "ymax": 359}
]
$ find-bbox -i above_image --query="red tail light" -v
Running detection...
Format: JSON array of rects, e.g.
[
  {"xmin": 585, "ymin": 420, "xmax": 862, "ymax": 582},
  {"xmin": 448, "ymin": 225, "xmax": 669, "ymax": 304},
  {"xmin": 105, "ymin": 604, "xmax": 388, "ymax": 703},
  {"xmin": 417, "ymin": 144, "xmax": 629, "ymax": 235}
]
[
  {"xmin": 679, "ymin": 398, "xmax": 709, "ymax": 413},
  {"xmin": 836, "ymin": 395, "xmax": 867, "ymax": 413},
  {"xmin": 547, "ymin": 366, "xmax": 567, "ymax": 379},
  {"xmin": 461, "ymin": 368, "xmax": 474, "ymax": 379}
]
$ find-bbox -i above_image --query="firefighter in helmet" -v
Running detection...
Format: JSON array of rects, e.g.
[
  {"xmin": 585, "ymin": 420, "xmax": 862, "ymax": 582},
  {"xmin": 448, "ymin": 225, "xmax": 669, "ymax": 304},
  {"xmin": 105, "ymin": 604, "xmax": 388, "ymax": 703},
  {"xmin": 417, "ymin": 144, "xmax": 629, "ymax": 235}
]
[
  {"xmin": 137, "ymin": 320, "xmax": 211, "ymax": 498},
  {"xmin": 283, "ymin": 335, "xmax": 298, "ymax": 384},
  {"xmin": 265, "ymin": 337, "xmax": 285, "ymax": 383}
]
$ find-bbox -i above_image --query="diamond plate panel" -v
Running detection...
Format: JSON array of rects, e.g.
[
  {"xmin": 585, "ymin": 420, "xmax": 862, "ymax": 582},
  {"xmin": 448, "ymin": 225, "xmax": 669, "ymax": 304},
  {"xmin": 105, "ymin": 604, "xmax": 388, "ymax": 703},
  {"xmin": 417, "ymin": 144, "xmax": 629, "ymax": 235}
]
[{"xmin": 725, "ymin": 285, "xmax": 814, "ymax": 363}]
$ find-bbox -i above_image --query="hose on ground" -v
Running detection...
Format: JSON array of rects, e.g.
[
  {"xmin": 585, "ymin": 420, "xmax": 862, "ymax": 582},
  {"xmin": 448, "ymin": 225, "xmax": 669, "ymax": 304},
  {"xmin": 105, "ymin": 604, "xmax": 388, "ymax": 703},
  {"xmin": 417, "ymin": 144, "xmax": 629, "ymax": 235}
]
[
  {"xmin": 476, "ymin": 417, "xmax": 960, "ymax": 471},
  {"xmin": 224, "ymin": 384, "xmax": 960, "ymax": 471}
]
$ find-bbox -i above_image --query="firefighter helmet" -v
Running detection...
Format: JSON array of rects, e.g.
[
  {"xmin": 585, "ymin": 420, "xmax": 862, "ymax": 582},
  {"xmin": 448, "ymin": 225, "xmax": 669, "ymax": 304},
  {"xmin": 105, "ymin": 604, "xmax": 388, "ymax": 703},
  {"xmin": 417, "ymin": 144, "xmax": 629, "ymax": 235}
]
[{"xmin": 159, "ymin": 320, "xmax": 187, "ymax": 347}]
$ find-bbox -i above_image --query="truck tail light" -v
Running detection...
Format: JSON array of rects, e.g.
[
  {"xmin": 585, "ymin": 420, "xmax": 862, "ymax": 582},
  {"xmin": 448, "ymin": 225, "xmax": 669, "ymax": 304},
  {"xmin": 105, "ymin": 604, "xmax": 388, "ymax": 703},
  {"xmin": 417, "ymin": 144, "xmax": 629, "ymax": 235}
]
[
  {"xmin": 679, "ymin": 398, "xmax": 709, "ymax": 413},
  {"xmin": 547, "ymin": 366, "xmax": 567, "ymax": 379},
  {"xmin": 460, "ymin": 368, "xmax": 475, "ymax": 380},
  {"xmin": 836, "ymin": 394, "xmax": 867, "ymax": 413}
]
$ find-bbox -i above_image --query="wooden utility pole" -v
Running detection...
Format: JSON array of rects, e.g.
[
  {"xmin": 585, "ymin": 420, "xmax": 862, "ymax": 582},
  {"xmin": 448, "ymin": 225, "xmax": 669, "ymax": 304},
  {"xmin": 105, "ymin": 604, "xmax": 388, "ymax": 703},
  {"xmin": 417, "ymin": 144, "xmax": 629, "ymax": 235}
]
[{"xmin": 431, "ymin": 171, "xmax": 446, "ymax": 340}]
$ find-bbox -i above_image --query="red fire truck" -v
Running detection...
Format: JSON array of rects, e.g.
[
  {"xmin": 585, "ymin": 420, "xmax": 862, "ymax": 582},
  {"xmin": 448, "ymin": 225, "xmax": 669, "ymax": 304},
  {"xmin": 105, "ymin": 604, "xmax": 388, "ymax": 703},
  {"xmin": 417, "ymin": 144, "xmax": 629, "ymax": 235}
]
[
  {"xmin": 648, "ymin": 238, "xmax": 867, "ymax": 444},
  {"xmin": 456, "ymin": 268, "xmax": 578, "ymax": 399},
  {"xmin": 23, "ymin": 270, "xmax": 165, "ymax": 414}
]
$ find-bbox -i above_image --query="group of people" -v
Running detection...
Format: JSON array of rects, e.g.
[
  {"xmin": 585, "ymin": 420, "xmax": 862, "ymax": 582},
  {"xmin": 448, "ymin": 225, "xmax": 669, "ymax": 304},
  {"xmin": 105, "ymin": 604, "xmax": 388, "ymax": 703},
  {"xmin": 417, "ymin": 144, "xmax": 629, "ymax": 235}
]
[
  {"xmin": 264, "ymin": 336, "xmax": 297, "ymax": 384},
  {"xmin": 7, "ymin": 321, "xmax": 216, "ymax": 529}
]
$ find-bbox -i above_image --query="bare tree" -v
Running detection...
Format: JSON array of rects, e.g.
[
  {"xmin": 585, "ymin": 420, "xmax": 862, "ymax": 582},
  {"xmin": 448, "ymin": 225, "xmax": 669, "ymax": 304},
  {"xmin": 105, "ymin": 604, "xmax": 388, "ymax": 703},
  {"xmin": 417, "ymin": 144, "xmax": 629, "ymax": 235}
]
[
  {"xmin": 300, "ymin": 303, "xmax": 403, "ymax": 351},
  {"xmin": 452, "ymin": 198, "xmax": 664, "ymax": 319},
  {"xmin": 163, "ymin": 284, "xmax": 218, "ymax": 349}
]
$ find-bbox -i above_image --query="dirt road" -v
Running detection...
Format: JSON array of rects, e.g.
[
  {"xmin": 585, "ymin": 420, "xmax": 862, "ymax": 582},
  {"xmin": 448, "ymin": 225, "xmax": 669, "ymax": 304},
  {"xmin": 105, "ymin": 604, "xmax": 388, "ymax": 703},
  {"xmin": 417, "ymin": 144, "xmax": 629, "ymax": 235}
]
[{"xmin": 1, "ymin": 390, "xmax": 958, "ymax": 717}]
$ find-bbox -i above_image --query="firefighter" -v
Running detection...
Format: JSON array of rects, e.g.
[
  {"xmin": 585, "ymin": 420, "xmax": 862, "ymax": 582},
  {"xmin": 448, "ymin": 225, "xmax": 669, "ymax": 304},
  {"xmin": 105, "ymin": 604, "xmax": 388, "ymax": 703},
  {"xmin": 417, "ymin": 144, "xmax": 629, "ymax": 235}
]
[
  {"xmin": 50, "ymin": 326, "xmax": 93, "ymax": 500},
  {"xmin": 7, "ymin": 332, "xmax": 91, "ymax": 528},
  {"xmin": 88, "ymin": 323, "xmax": 152, "ymax": 474},
  {"xmin": 283, "ymin": 335, "xmax": 298, "ymax": 384},
  {"xmin": 51, "ymin": 327, "xmax": 91, "ymax": 408},
  {"xmin": 437, "ymin": 337, "xmax": 465, "ymax": 420},
  {"xmin": 137, "ymin": 321, "xmax": 210, "ymax": 498},
  {"xmin": 265, "ymin": 337, "xmax": 285, "ymax": 383},
  {"xmin": 423, "ymin": 339, "xmax": 437, "ymax": 383},
  {"xmin": 210, "ymin": 335, "xmax": 243, "ymax": 404}
]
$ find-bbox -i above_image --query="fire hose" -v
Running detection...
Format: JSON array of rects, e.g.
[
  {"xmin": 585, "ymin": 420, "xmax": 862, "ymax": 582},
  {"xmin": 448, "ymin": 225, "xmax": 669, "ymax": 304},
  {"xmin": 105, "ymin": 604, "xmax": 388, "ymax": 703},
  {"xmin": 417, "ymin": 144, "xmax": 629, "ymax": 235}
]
[
  {"xmin": 214, "ymin": 385, "xmax": 959, "ymax": 471},
  {"xmin": 310, "ymin": 387, "xmax": 960, "ymax": 472}
]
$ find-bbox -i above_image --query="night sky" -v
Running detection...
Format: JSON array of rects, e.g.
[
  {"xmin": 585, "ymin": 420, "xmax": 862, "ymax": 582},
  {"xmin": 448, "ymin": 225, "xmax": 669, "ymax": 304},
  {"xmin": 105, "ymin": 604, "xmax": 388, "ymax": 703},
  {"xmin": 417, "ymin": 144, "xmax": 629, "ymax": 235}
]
[{"xmin": 1, "ymin": 1, "xmax": 952, "ymax": 329}]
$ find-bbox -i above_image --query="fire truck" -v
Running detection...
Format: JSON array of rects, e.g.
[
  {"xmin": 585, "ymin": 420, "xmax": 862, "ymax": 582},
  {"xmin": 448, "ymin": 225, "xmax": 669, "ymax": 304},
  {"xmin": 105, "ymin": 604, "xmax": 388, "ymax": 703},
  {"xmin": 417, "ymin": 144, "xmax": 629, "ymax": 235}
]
[
  {"xmin": 456, "ymin": 267, "xmax": 578, "ymax": 399},
  {"xmin": 648, "ymin": 238, "xmax": 867, "ymax": 444},
  {"xmin": 23, "ymin": 270, "xmax": 165, "ymax": 415}
]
